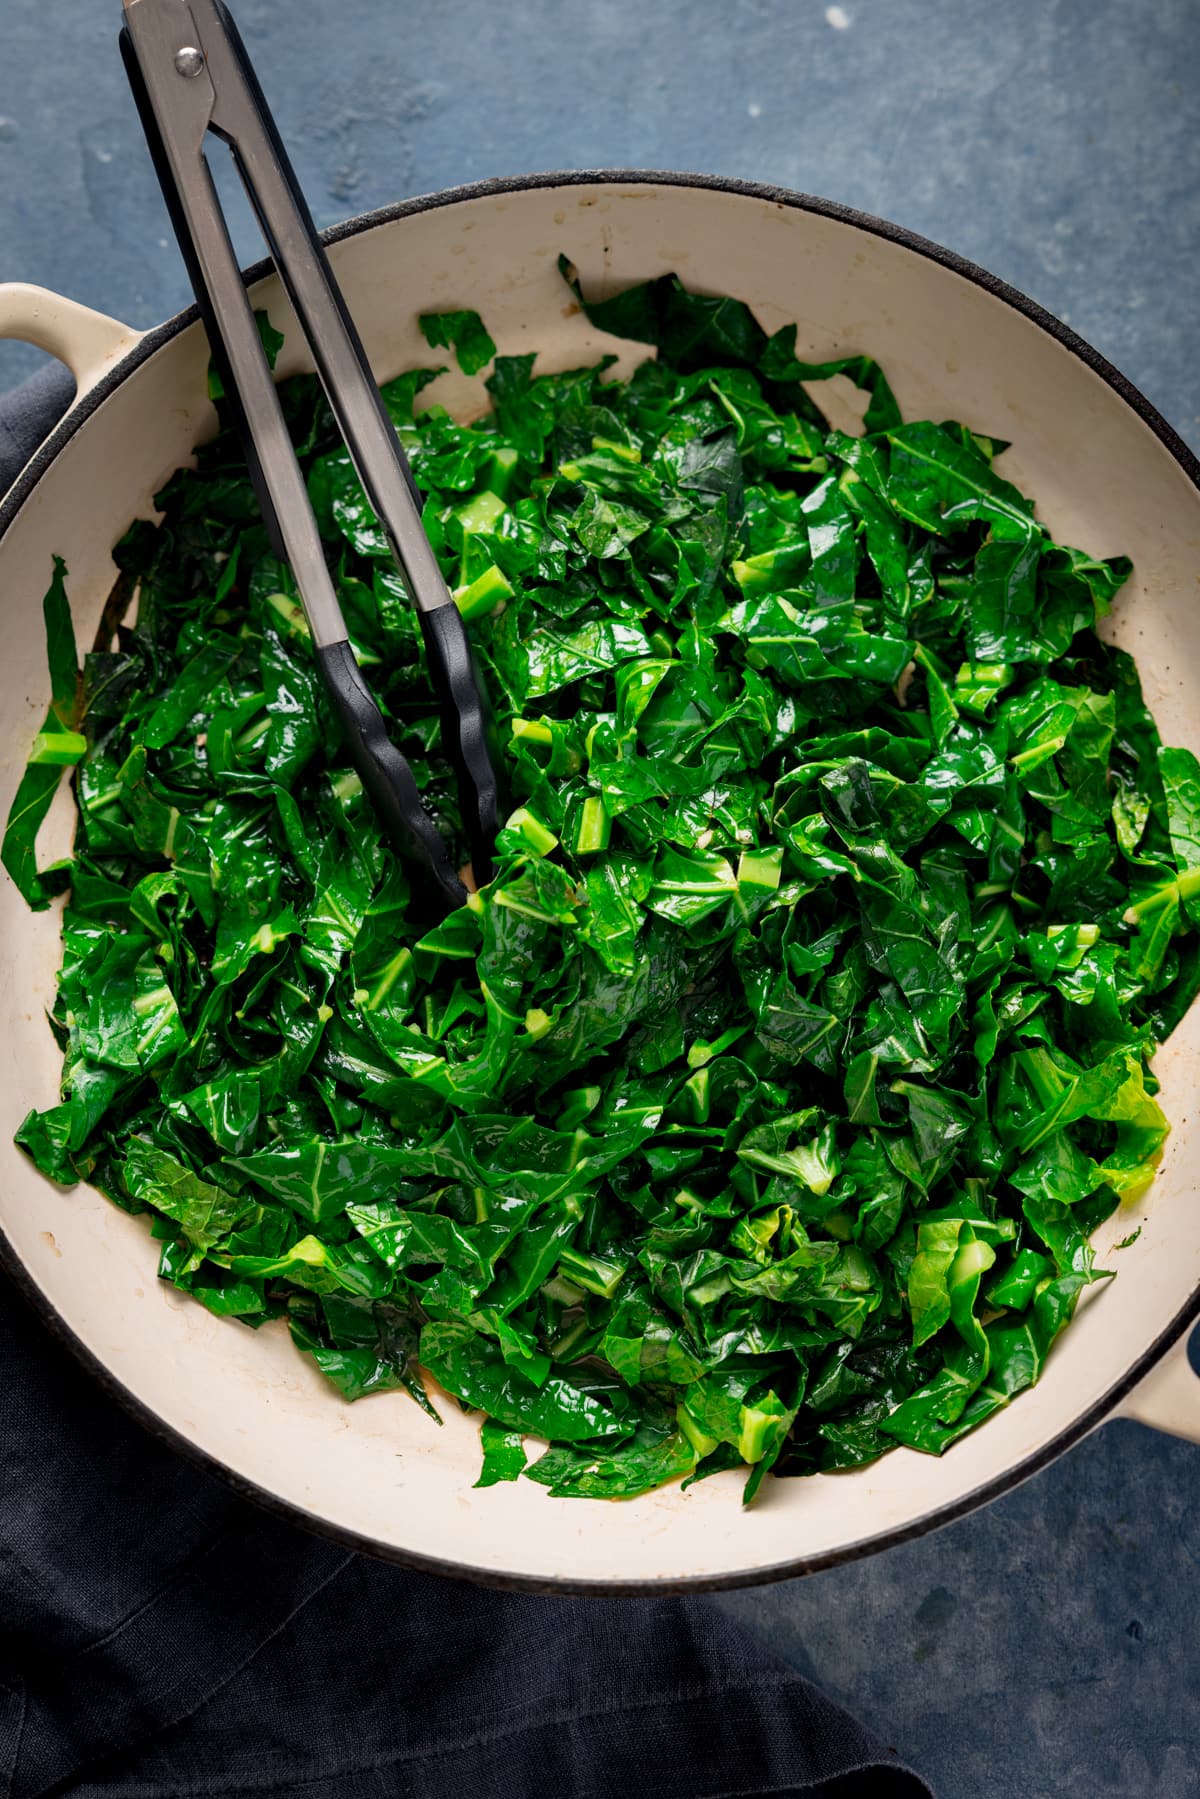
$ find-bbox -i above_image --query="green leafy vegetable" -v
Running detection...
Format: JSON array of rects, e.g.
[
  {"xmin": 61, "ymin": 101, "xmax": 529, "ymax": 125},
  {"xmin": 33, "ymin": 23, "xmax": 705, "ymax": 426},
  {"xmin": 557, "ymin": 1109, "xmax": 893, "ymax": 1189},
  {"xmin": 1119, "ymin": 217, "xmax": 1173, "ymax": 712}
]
[
  {"xmin": 475, "ymin": 1418, "xmax": 529, "ymax": 1487},
  {"xmin": 418, "ymin": 309, "xmax": 497, "ymax": 377},
  {"xmin": 4, "ymin": 266, "xmax": 1188, "ymax": 1506},
  {"xmin": 2, "ymin": 556, "xmax": 81, "ymax": 907}
]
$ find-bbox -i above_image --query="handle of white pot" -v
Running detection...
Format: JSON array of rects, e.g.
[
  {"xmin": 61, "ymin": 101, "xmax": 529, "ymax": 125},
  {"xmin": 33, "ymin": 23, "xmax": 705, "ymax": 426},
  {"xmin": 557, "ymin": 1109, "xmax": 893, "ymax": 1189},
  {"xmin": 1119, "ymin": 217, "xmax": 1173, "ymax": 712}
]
[
  {"xmin": 0, "ymin": 283, "xmax": 142, "ymax": 405},
  {"xmin": 1114, "ymin": 1328, "xmax": 1200, "ymax": 1444}
]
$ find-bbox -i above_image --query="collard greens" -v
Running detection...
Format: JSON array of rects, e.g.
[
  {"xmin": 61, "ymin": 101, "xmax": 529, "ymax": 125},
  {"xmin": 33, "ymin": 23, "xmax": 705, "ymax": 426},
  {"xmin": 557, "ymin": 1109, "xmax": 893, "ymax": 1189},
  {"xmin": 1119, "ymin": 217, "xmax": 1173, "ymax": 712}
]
[{"xmin": 5, "ymin": 268, "xmax": 1194, "ymax": 1503}]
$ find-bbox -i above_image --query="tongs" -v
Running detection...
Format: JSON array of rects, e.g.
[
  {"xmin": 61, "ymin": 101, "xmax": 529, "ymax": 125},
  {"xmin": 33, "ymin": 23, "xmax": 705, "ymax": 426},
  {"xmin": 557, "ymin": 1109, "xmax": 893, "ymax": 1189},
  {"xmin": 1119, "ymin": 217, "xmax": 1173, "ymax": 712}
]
[{"xmin": 119, "ymin": 0, "xmax": 500, "ymax": 907}]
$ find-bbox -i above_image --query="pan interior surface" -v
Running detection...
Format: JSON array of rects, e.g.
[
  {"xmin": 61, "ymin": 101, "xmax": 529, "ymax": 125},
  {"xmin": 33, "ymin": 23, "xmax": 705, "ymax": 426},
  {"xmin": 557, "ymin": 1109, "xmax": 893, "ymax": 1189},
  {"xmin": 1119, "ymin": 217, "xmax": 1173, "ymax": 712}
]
[{"xmin": 2, "ymin": 175, "xmax": 1199, "ymax": 1590}]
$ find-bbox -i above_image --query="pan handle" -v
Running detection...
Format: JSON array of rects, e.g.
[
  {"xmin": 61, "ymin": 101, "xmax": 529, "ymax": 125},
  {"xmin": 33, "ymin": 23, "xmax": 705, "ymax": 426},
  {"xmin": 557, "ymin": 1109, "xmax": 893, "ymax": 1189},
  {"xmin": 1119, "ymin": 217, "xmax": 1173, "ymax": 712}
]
[
  {"xmin": 0, "ymin": 283, "xmax": 142, "ymax": 405},
  {"xmin": 1113, "ymin": 1328, "xmax": 1200, "ymax": 1444}
]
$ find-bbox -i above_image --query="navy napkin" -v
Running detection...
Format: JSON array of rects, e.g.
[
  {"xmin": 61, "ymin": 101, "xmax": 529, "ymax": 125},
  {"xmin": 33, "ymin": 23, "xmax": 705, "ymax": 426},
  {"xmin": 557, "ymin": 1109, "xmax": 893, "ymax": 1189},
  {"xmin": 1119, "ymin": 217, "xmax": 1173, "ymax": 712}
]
[{"xmin": 0, "ymin": 363, "xmax": 933, "ymax": 1799}]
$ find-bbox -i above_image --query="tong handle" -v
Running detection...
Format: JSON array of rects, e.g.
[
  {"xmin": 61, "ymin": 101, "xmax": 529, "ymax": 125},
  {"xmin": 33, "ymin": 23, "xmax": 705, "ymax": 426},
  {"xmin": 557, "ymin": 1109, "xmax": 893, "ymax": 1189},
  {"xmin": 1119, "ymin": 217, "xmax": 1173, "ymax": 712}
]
[
  {"xmin": 120, "ymin": 0, "xmax": 468, "ymax": 907},
  {"xmin": 201, "ymin": 0, "xmax": 503, "ymax": 874},
  {"xmin": 201, "ymin": 0, "xmax": 452, "ymax": 622},
  {"xmin": 119, "ymin": 25, "xmax": 285, "ymax": 562},
  {"xmin": 120, "ymin": 4, "xmax": 345, "ymax": 646}
]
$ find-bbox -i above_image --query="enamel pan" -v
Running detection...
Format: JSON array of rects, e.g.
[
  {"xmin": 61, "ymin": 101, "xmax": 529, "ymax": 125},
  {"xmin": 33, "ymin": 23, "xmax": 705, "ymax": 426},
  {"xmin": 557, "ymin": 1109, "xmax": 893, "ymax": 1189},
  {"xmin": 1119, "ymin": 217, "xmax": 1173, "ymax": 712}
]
[{"xmin": 2, "ymin": 173, "xmax": 1199, "ymax": 1594}]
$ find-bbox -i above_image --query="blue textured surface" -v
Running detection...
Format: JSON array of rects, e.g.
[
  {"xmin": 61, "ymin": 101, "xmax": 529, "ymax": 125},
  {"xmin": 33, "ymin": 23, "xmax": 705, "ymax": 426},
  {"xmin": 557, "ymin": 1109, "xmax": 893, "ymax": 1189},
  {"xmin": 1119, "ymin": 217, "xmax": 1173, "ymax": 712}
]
[{"xmin": 3, "ymin": 2, "xmax": 1200, "ymax": 1794}]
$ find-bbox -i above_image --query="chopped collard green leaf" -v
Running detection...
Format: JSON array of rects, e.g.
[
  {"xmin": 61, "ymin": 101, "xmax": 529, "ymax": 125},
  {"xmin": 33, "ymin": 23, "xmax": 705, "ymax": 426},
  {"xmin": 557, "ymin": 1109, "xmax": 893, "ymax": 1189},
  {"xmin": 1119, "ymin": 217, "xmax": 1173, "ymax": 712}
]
[
  {"xmin": 4, "ymin": 267, "xmax": 1189, "ymax": 1504},
  {"xmin": 418, "ymin": 308, "xmax": 497, "ymax": 378}
]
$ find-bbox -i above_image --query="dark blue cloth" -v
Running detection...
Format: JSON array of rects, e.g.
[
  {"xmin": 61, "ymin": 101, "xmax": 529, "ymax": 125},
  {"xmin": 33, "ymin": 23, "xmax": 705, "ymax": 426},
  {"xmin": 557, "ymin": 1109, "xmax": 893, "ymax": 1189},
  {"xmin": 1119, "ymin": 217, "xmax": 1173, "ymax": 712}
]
[
  {"xmin": 0, "ymin": 361, "xmax": 76, "ymax": 488},
  {"xmin": 0, "ymin": 368, "xmax": 933, "ymax": 1799}
]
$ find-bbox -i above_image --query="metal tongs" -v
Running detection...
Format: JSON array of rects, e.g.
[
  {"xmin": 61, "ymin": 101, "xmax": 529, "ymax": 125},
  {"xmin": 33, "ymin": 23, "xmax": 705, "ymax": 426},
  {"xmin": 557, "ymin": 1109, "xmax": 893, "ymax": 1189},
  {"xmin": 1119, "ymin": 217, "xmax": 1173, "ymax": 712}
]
[{"xmin": 119, "ymin": 0, "xmax": 500, "ymax": 907}]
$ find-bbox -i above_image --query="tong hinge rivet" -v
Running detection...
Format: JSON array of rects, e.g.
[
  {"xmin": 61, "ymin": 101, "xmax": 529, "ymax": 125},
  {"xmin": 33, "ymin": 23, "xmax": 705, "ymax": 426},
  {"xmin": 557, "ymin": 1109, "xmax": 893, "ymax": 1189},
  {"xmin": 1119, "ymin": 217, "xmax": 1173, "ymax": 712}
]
[{"xmin": 174, "ymin": 46, "xmax": 205, "ymax": 77}]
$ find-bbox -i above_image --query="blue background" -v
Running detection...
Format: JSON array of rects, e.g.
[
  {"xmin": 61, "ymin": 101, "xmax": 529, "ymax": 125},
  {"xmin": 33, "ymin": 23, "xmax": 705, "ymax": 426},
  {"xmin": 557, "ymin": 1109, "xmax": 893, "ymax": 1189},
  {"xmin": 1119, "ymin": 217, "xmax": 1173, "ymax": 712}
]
[{"xmin": 3, "ymin": 1, "xmax": 1200, "ymax": 1792}]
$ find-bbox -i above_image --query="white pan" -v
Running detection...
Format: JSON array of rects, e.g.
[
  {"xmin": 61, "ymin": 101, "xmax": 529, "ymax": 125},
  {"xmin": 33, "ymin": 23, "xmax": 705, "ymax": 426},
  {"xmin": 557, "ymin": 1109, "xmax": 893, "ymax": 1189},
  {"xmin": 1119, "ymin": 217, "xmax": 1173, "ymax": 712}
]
[{"xmin": 2, "ymin": 173, "xmax": 1198, "ymax": 1593}]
